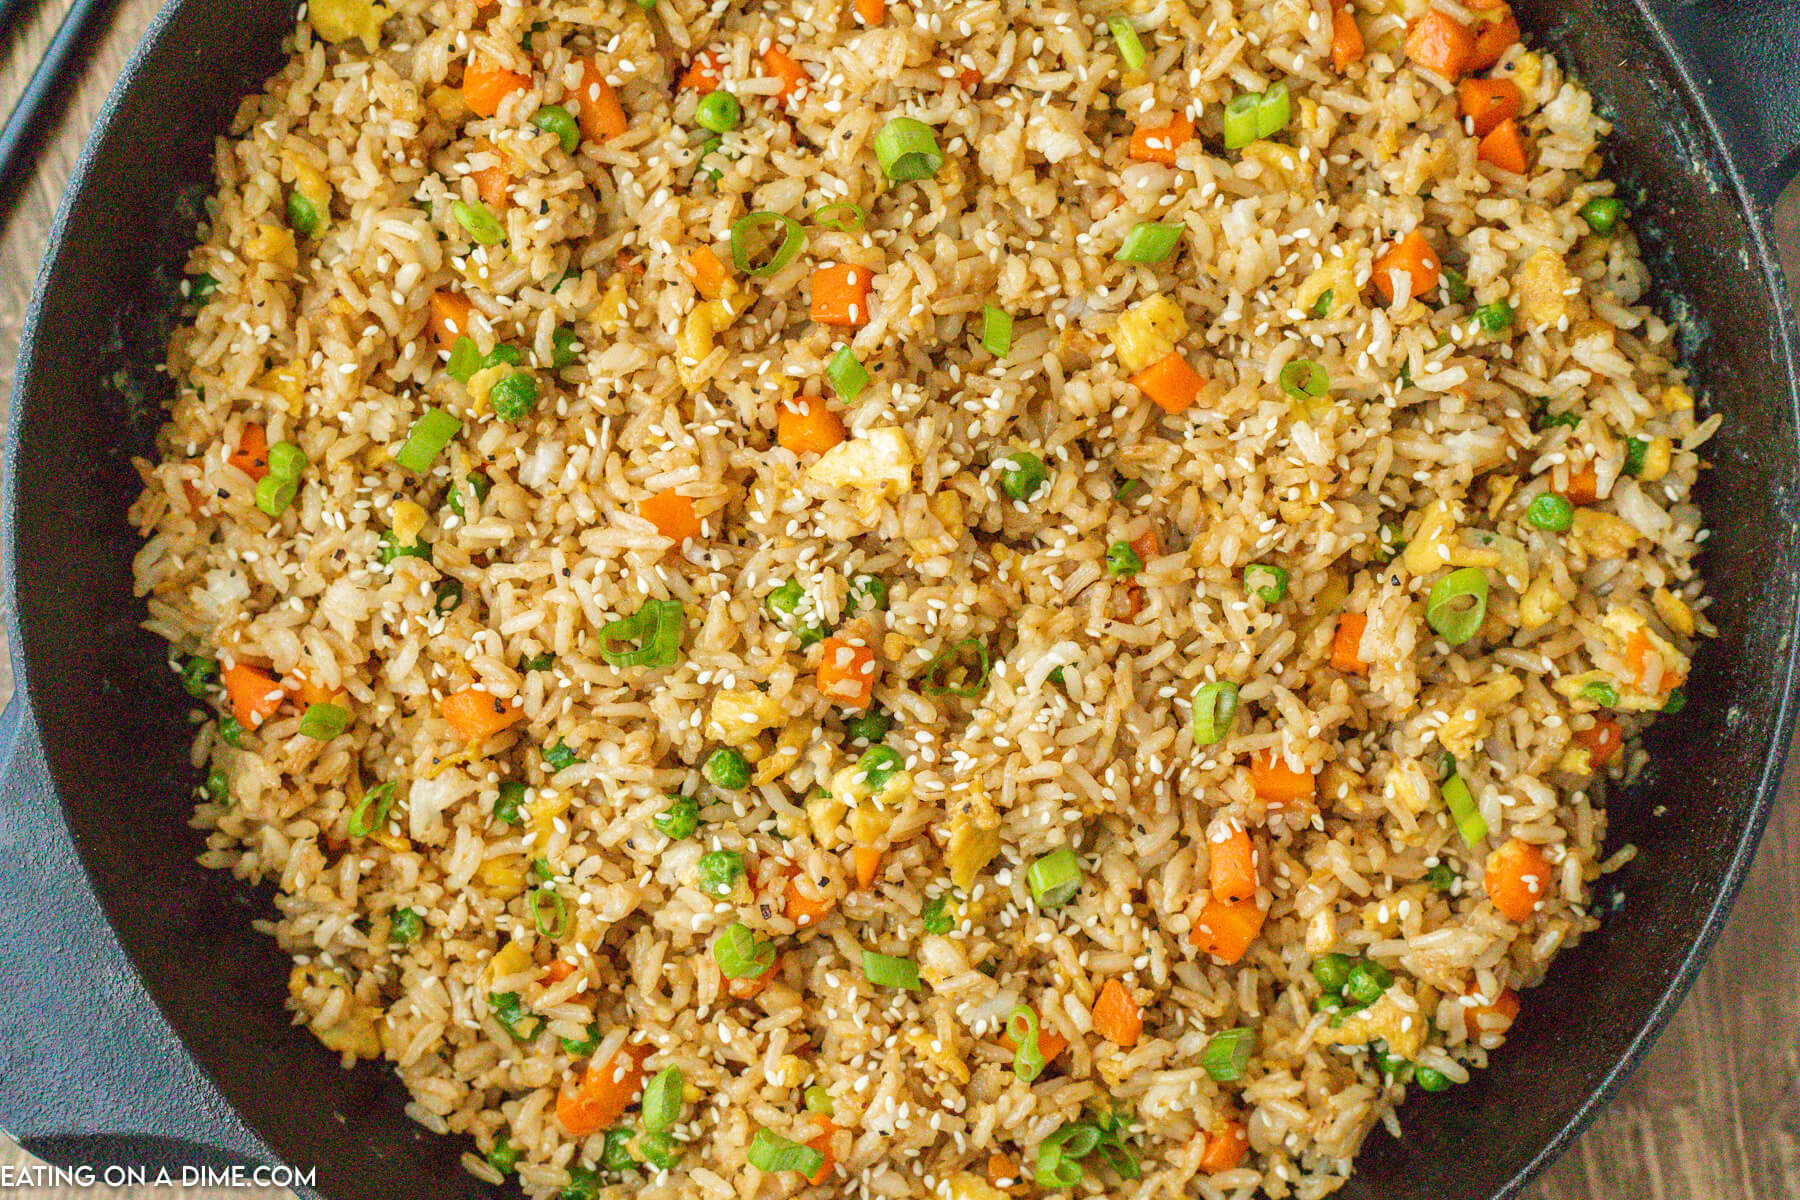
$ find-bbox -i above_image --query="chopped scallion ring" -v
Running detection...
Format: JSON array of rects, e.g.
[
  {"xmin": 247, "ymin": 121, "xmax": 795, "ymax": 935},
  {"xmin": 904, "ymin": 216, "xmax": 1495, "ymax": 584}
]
[
  {"xmin": 813, "ymin": 200, "xmax": 868, "ymax": 231},
  {"xmin": 747, "ymin": 1128, "xmax": 824, "ymax": 1176},
  {"xmin": 982, "ymin": 305, "xmax": 1013, "ymax": 356},
  {"xmin": 1279, "ymin": 358, "xmax": 1329, "ymax": 401},
  {"xmin": 530, "ymin": 887, "xmax": 568, "ymax": 937},
  {"xmin": 347, "ymin": 781, "xmax": 397, "ymax": 838},
  {"xmin": 860, "ymin": 949, "xmax": 922, "ymax": 990},
  {"xmin": 1200, "ymin": 1027, "xmax": 1255, "ymax": 1081},
  {"xmin": 1441, "ymin": 772, "xmax": 1488, "ymax": 845},
  {"xmin": 826, "ymin": 345, "xmax": 870, "ymax": 400},
  {"xmin": 1191, "ymin": 681, "xmax": 1240, "ymax": 745},
  {"xmin": 1222, "ymin": 92, "xmax": 1261, "ymax": 149},
  {"xmin": 396, "ymin": 408, "xmax": 462, "ymax": 473},
  {"xmin": 298, "ymin": 702, "xmax": 350, "ymax": 741},
  {"xmin": 710, "ymin": 922, "xmax": 775, "ymax": 978},
  {"xmin": 873, "ymin": 116, "xmax": 944, "ymax": 182},
  {"xmin": 599, "ymin": 598, "xmax": 686, "ymax": 668},
  {"xmin": 1425, "ymin": 567, "xmax": 1490, "ymax": 645},
  {"xmin": 729, "ymin": 211, "xmax": 806, "ymax": 277},
  {"xmin": 1028, "ymin": 845, "xmax": 1083, "ymax": 908},
  {"xmin": 1116, "ymin": 222, "xmax": 1182, "ymax": 263},
  {"xmin": 1107, "ymin": 16, "xmax": 1148, "ymax": 71},
  {"xmin": 1254, "ymin": 82, "xmax": 1291, "ymax": 139},
  {"xmin": 1006, "ymin": 1005, "xmax": 1048, "ymax": 1081}
]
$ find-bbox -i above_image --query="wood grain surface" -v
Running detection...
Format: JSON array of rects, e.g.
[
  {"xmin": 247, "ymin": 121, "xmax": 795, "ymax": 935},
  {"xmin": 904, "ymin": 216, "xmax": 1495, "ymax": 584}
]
[{"xmin": 0, "ymin": 2, "xmax": 1795, "ymax": 1197}]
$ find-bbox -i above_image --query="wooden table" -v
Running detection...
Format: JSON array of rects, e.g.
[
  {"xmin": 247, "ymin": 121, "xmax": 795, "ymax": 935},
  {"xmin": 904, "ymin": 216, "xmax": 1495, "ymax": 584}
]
[{"xmin": 0, "ymin": 3, "xmax": 1794, "ymax": 1197}]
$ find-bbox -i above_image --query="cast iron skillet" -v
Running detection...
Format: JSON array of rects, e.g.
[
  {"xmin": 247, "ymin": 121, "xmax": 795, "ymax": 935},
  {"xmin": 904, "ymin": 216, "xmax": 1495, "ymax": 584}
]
[{"xmin": 3, "ymin": 1, "xmax": 1799, "ymax": 1197}]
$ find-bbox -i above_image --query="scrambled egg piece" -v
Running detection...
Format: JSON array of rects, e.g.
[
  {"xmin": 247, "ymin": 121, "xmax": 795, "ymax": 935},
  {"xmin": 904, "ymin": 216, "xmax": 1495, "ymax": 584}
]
[
  {"xmin": 245, "ymin": 224, "xmax": 298, "ymax": 269},
  {"xmin": 943, "ymin": 783, "xmax": 1001, "ymax": 891},
  {"xmin": 1108, "ymin": 294, "xmax": 1188, "ymax": 373},
  {"xmin": 1435, "ymin": 675, "xmax": 1524, "ymax": 760},
  {"xmin": 310, "ymin": 0, "xmax": 388, "ymax": 50},
  {"xmin": 706, "ymin": 689, "xmax": 786, "ymax": 746},
  {"xmin": 1316, "ymin": 985, "xmax": 1429, "ymax": 1059},
  {"xmin": 1517, "ymin": 248, "xmax": 1575, "ymax": 329},
  {"xmin": 259, "ymin": 362, "xmax": 306, "ymax": 416},
  {"xmin": 808, "ymin": 427, "xmax": 915, "ymax": 497},
  {"xmin": 289, "ymin": 964, "xmax": 382, "ymax": 1059}
]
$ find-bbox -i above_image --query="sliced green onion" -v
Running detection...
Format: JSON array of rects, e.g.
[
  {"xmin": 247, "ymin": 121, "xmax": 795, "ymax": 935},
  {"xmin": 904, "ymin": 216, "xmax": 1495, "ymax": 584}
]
[
  {"xmin": 1254, "ymin": 82, "xmax": 1291, "ymax": 138},
  {"xmin": 1106, "ymin": 541, "xmax": 1143, "ymax": 577},
  {"xmin": 1344, "ymin": 959, "xmax": 1393, "ymax": 1005},
  {"xmin": 600, "ymin": 1129, "xmax": 636, "ymax": 1174},
  {"xmin": 639, "ymin": 1132, "xmax": 682, "ymax": 1170},
  {"xmin": 1310, "ymin": 288, "xmax": 1334, "ymax": 318},
  {"xmin": 560, "ymin": 1021, "xmax": 600, "ymax": 1057},
  {"xmin": 1222, "ymin": 92, "xmax": 1261, "ymax": 149},
  {"xmin": 1279, "ymin": 358, "xmax": 1329, "ymax": 402},
  {"xmin": 1107, "ymin": 16, "xmax": 1148, "ymax": 71},
  {"xmin": 203, "ymin": 767, "xmax": 229, "ymax": 804},
  {"xmin": 1191, "ymin": 681, "xmax": 1240, "ymax": 745},
  {"xmin": 1028, "ymin": 845, "xmax": 1083, "ymax": 908},
  {"xmin": 1006, "ymin": 1005, "xmax": 1048, "ymax": 1082},
  {"xmin": 1035, "ymin": 1126, "xmax": 1086, "ymax": 1188},
  {"xmin": 379, "ymin": 530, "xmax": 429, "ymax": 564},
  {"xmin": 446, "ymin": 335, "xmax": 482, "ymax": 382},
  {"xmin": 1664, "ymin": 687, "xmax": 1688, "ymax": 715},
  {"xmin": 1113, "ymin": 473, "xmax": 1146, "ymax": 502},
  {"xmin": 1443, "ymin": 266, "xmax": 1473, "ymax": 303},
  {"xmin": 813, "ymin": 201, "xmax": 867, "ymax": 231},
  {"xmin": 452, "ymin": 199, "xmax": 505, "ymax": 245},
  {"xmin": 433, "ymin": 578, "xmax": 463, "ymax": 615},
  {"xmin": 488, "ymin": 991, "xmax": 544, "ymax": 1043},
  {"xmin": 695, "ymin": 90, "xmax": 743, "ymax": 133},
  {"xmin": 494, "ymin": 781, "xmax": 527, "ymax": 824},
  {"xmin": 747, "ymin": 1128, "xmax": 824, "ymax": 1176},
  {"xmin": 851, "ymin": 574, "xmax": 889, "ymax": 611},
  {"xmin": 347, "ymin": 781, "xmax": 397, "ymax": 838},
  {"xmin": 543, "ymin": 740, "xmax": 580, "ymax": 772},
  {"xmin": 1201, "ymin": 1027, "xmax": 1255, "ymax": 1081},
  {"xmin": 641, "ymin": 1066, "xmax": 684, "ymax": 1132},
  {"xmin": 287, "ymin": 191, "xmax": 322, "ymax": 237},
  {"xmin": 1441, "ymin": 773, "xmax": 1488, "ymax": 846},
  {"xmin": 520, "ymin": 651, "xmax": 556, "ymax": 672},
  {"xmin": 873, "ymin": 116, "xmax": 943, "ymax": 182},
  {"xmin": 981, "ymin": 305, "xmax": 1013, "ymax": 357},
  {"xmin": 255, "ymin": 474, "xmax": 298, "ymax": 518},
  {"xmin": 1116, "ymin": 222, "xmax": 1182, "ymax": 264},
  {"xmin": 1579, "ymin": 196, "xmax": 1623, "ymax": 236},
  {"xmin": 267, "ymin": 440, "xmax": 306, "ymax": 481},
  {"xmin": 1311, "ymin": 952, "xmax": 1354, "ymax": 993},
  {"xmin": 179, "ymin": 655, "xmax": 217, "ymax": 699},
  {"xmin": 1474, "ymin": 300, "xmax": 1514, "ymax": 332},
  {"xmin": 533, "ymin": 105, "xmax": 581, "ymax": 153},
  {"xmin": 599, "ymin": 598, "xmax": 686, "ymax": 668},
  {"xmin": 531, "ymin": 887, "xmax": 569, "ymax": 937},
  {"xmin": 826, "ymin": 345, "xmax": 870, "ymax": 400},
  {"xmin": 396, "ymin": 408, "xmax": 462, "ymax": 473},
  {"xmin": 389, "ymin": 908, "xmax": 421, "ymax": 944},
  {"xmin": 846, "ymin": 709, "xmax": 893, "ymax": 743},
  {"xmin": 920, "ymin": 894, "xmax": 953, "ymax": 935},
  {"xmin": 550, "ymin": 327, "xmax": 578, "ymax": 369},
  {"xmin": 803, "ymin": 1085, "xmax": 835, "ymax": 1114},
  {"xmin": 997, "ymin": 450, "xmax": 1048, "ymax": 501},
  {"xmin": 729, "ymin": 211, "xmax": 806, "ymax": 276},
  {"xmin": 860, "ymin": 949, "xmax": 922, "ymax": 990},
  {"xmin": 923, "ymin": 637, "xmax": 990, "ymax": 697},
  {"xmin": 1245, "ymin": 562, "xmax": 1288, "ymax": 603},
  {"xmin": 485, "ymin": 1142, "xmax": 519, "ymax": 1176},
  {"xmin": 654, "ymin": 794, "xmax": 700, "ymax": 839},
  {"xmin": 1579, "ymin": 680, "xmax": 1619, "ymax": 707},
  {"xmin": 1623, "ymin": 437, "xmax": 1648, "ymax": 476},
  {"xmin": 298, "ymin": 702, "xmax": 350, "ymax": 740},
  {"xmin": 1425, "ymin": 863, "xmax": 1460, "ymax": 892},
  {"xmin": 1526, "ymin": 492, "xmax": 1574, "ymax": 532},
  {"xmin": 711, "ymin": 922, "xmax": 775, "ymax": 979},
  {"xmin": 1426, "ymin": 567, "xmax": 1490, "ymax": 645}
]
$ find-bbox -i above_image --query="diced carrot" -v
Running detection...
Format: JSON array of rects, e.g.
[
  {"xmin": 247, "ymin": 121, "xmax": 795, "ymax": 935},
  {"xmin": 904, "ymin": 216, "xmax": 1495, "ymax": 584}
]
[
  {"xmin": 817, "ymin": 636, "xmax": 877, "ymax": 710},
  {"xmin": 1561, "ymin": 463, "xmax": 1599, "ymax": 505},
  {"xmin": 287, "ymin": 669, "xmax": 339, "ymax": 706},
  {"xmin": 555, "ymin": 1041, "xmax": 653, "ymax": 1137},
  {"xmin": 1463, "ymin": 984, "xmax": 1520, "ymax": 1039},
  {"xmin": 1623, "ymin": 628, "xmax": 1679, "ymax": 693},
  {"xmin": 679, "ymin": 50, "xmax": 723, "ymax": 94},
  {"xmin": 783, "ymin": 870, "xmax": 838, "ymax": 928},
  {"xmin": 1119, "ymin": 583, "xmax": 1145, "ymax": 622},
  {"xmin": 1574, "ymin": 715, "xmax": 1623, "ymax": 767},
  {"xmin": 1485, "ymin": 837, "xmax": 1552, "ymax": 922},
  {"xmin": 1330, "ymin": 0, "xmax": 1365, "ymax": 71},
  {"xmin": 1477, "ymin": 117, "xmax": 1531, "ymax": 174},
  {"xmin": 222, "ymin": 662, "xmax": 282, "ymax": 729},
  {"xmin": 1188, "ymin": 896, "xmax": 1267, "ymax": 964},
  {"xmin": 640, "ymin": 489, "xmax": 704, "ymax": 546},
  {"xmin": 1208, "ymin": 826, "xmax": 1258, "ymax": 905},
  {"xmin": 541, "ymin": 957, "xmax": 577, "ymax": 984},
  {"xmin": 853, "ymin": 845, "xmax": 882, "ymax": 890},
  {"xmin": 804, "ymin": 1116, "xmax": 837, "ymax": 1185},
  {"xmin": 957, "ymin": 66, "xmax": 982, "ymax": 92},
  {"xmin": 463, "ymin": 55, "xmax": 532, "ymax": 118},
  {"xmin": 777, "ymin": 396, "xmax": 848, "ymax": 455},
  {"xmin": 854, "ymin": 0, "xmax": 885, "ymax": 24},
  {"xmin": 1128, "ymin": 112, "xmax": 1194, "ymax": 165},
  {"xmin": 1466, "ymin": 6, "xmax": 1521, "ymax": 71},
  {"xmin": 1458, "ymin": 77, "xmax": 1523, "ymax": 137},
  {"xmin": 574, "ymin": 57, "xmax": 629, "ymax": 143},
  {"xmin": 440, "ymin": 686, "xmax": 524, "ymax": 741},
  {"xmin": 809, "ymin": 263, "xmax": 874, "ymax": 326},
  {"xmin": 1404, "ymin": 9, "xmax": 1476, "ymax": 79},
  {"xmin": 1130, "ymin": 529, "xmax": 1162, "ymax": 562},
  {"xmin": 228, "ymin": 424, "xmax": 270, "ymax": 481},
  {"xmin": 1091, "ymin": 979, "xmax": 1143, "ymax": 1047},
  {"xmin": 616, "ymin": 250, "xmax": 645, "ymax": 278},
  {"xmin": 684, "ymin": 245, "xmax": 731, "ymax": 299},
  {"xmin": 427, "ymin": 290, "xmax": 475, "ymax": 352},
  {"xmin": 181, "ymin": 479, "xmax": 209, "ymax": 511},
  {"xmin": 1250, "ymin": 750, "xmax": 1316, "ymax": 808},
  {"xmin": 1372, "ymin": 230, "xmax": 1442, "ymax": 304},
  {"xmin": 998, "ymin": 1007, "xmax": 1070, "ymax": 1064},
  {"xmin": 724, "ymin": 953, "xmax": 782, "ymax": 999},
  {"xmin": 1199, "ymin": 1120, "xmax": 1249, "ymax": 1173},
  {"xmin": 471, "ymin": 162, "xmax": 510, "ymax": 209},
  {"xmin": 987, "ymin": 1153, "xmax": 1020, "ymax": 1188},
  {"xmin": 1130, "ymin": 351, "xmax": 1204, "ymax": 415},
  {"xmin": 1331, "ymin": 611, "xmax": 1369, "ymax": 674},
  {"xmin": 762, "ymin": 46, "xmax": 810, "ymax": 104}
]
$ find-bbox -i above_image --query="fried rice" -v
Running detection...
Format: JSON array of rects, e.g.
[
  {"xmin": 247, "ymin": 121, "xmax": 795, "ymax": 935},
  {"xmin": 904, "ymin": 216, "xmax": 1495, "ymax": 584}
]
[{"xmin": 127, "ymin": 0, "xmax": 1717, "ymax": 1195}]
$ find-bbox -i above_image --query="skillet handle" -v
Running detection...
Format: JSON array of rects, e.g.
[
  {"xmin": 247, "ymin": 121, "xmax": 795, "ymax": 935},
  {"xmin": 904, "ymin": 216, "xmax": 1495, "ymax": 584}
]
[
  {"xmin": 1644, "ymin": 0, "xmax": 1800, "ymax": 208},
  {"xmin": 0, "ymin": 677, "xmax": 274, "ymax": 1178}
]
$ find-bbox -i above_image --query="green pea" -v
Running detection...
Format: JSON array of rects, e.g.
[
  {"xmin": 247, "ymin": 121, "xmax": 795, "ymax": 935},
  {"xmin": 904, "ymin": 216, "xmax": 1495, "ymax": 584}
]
[
  {"xmin": 489, "ymin": 372, "xmax": 540, "ymax": 421},
  {"xmin": 845, "ymin": 709, "xmax": 893, "ymax": 743},
  {"xmin": 180, "ymin": 656, "xmax": 218, "ymax": 699},
  {"xmin": 1526, "ymin": 492, "xmax": 1574, "ymax": 532},
  {"xmin": 654, "ymin": 794, "xmax": 699, "ymax": 839},
  {"xmin": 390, "ymin": 907, "xmax": 423, "ymax": 945},
  {"xmin": 1414, "ymin": 1066, "xmax": 1452, "ymax": 1092},
  {"xmin": 997, "ymin": 451, "xmax": 1048, "ymax": 502},
  {"xmin": 486, "ymin": 1142, "xmax": 519, "ymax": 1176},
  {"xmin": 600, "ymin": 1128, "xmax": 637, "ymax": 1173},
  {"xmin": 1425, "ymin": 863, "xmax": 1459, "ymax": 892},
  {"xmin": 850, "ymin": 574, "xmax": 889, "ymax": 612},
  {"xmin": 697, "ymin": 850, "xmax": 745, "ymax": 896},
  {"xmin": 1343, "ymin": 960, "xmax": 1393, "ymax": 1006},
  {"xmin": 696, "ymin": 90, "xmax": 743, "ymax": 133},
  {"xmin": 1106, "ymin": 541, "xmax": 1144, "ymax": 577},
  {"xmin": 1579, "ymin": 196, "xmax": 1624, "ymax": 236},
  {"xmin": 218, "ymin": 715, "xmax": 244, "ymax": 747},
  {"xmin": 551, "ymin": 326, "xmax": 579, "ymax": 369},
  {"xmin": 533, "ymin": 105, "xmax": 581, "ymax": 153},
  {"xmin": 766, "ymin": 579, "xmax": 804, "ymax": 619},
  {"xmin": 1311, "ymin": 952, "xmax": 1354, "ymax": 994},
  {"xmin": 562, "ymin": 1163, "xmax": 600, "ymax": 1199},
  {"xmin": 703, "ymin": 746, "xmax": 750, "ymax": 789},
  {"xmin": 1474, "ymin": 300, "xmax": 1513, "ymax": 332},
  {"xmin": 543, "ymin": 741, "xmax": 580, "ymax": 772},
  {"xmin": 857, "ymin": 745, "xmax": 904, "ymax": 791},
  {"xmin": 637, "ymin": 1131, "xmax": 682, "ymax": 1170},
  {"xmin": 453, "ymin": 199, "xmax": 506, "ymax": 245},
  {"xmin": 286, "ymin": 191, "xmax": 322, "ymax": 237}
]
